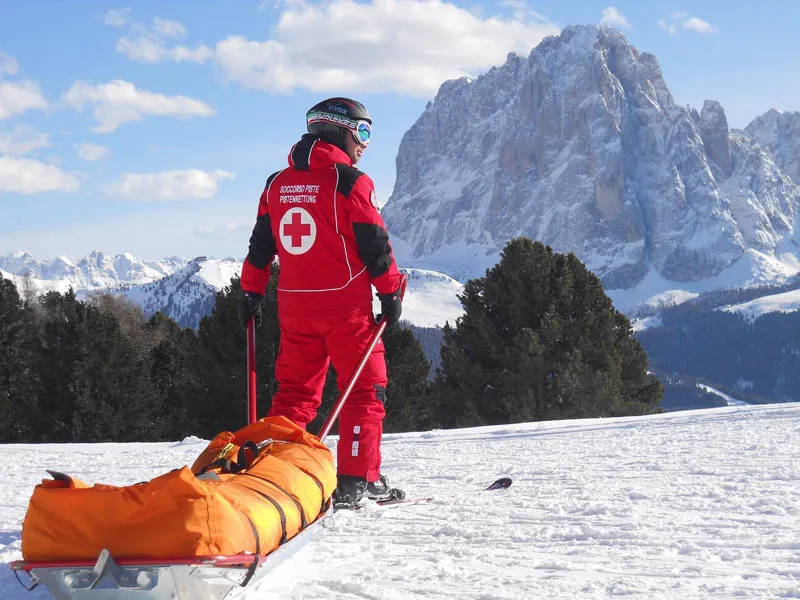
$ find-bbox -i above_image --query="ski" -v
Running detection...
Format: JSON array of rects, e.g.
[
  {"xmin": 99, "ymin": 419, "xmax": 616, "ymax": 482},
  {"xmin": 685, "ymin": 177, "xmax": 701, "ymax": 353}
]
[
  {"xmin": 485, "ymin": 476, "xmax": 513, "ymax": 490},
  {"xmin": 334, "ymin": 477, "xmax": 512, "ymax": 512},
  {"xmin": 377, "ymin": 496, "xmax": 433, "ymax": 507},
  {"xmin": 334, "ymin": 496, "xmax": 433, "ymax": 512}
]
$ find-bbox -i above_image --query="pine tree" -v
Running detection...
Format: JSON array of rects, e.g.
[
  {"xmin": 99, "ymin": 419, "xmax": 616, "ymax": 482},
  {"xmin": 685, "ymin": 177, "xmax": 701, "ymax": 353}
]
[
  {"xmin": 145, "ymin": 312, "xmax": 201, "ymax": 439},
  {"xmin": 30, "ymin": 290, "xmax": 85, "ymax": 441},
  {"xmin": 190, "ymin": 270, "xmax": 283, "ymax": 437},
  {"xmin": 0, "ymin": 278, "xmax": 37, "ymax": 441},
  {"xmin": 434, "ymin": 238, "xmax": 662, "ymax": 427},
  {"xmin": 23, "ymin": 289, "xmax": 163, "ymax": 442},
  {"xmin": 382, "ymin": 324, "xmax": 433, "ymax": 433}
]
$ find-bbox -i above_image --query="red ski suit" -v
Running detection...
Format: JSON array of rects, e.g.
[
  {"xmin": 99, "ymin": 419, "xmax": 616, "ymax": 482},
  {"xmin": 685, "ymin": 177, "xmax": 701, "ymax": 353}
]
[{"xmin": 240, "ymin": 135, "xmax": 402, "ymax": 481}]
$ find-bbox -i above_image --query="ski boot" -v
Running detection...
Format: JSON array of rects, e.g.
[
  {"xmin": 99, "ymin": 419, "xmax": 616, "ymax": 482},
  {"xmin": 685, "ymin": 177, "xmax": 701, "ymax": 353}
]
[
  {"xmin": 366, "ymin": 474, "xmax": 406, "ymax": 502},
  {"xmin": 332, "ymin": 474, "xmax": 405, "ymax": 509},
  {"xmin": 332, "ymin": 475, "xmax": 367, "ymax": 509}
]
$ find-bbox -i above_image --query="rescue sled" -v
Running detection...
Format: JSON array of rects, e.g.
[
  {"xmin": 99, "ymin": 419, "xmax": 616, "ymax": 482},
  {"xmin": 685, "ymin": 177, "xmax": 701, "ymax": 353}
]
[{"xmin": 10, "ymin": 415, "xmax": 336, "ymax": 600}]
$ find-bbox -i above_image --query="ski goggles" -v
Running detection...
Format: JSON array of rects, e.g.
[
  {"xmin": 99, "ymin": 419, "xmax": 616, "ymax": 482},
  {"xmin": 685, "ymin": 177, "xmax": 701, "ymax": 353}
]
[
  {"xmin": 307, "ymin": 111, "xmax": 372, "ymax": 146},
  {"xmin": 352, "ymin": 120, "xmax": 372, "ymax": 146}
]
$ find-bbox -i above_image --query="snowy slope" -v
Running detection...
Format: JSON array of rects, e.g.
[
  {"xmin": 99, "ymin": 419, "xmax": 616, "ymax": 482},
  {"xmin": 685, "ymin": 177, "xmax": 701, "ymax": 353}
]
[
  {"xmin": 719, "ymin": 288, "xmax": 800, "ymax": 322},
  {"xmin": 397, "ymin": 268, "xmax": 463, "ymax": 327},
  {"xmin": 0, "ymin": 268, "xmax": 73, "ymax": 296},
  {"xmin": 608, "ymin": 247, "xmax": 800, "ymax": 313},
  {"xmin": 2, "ymin": 403, "xmax": 798, "ymax": 599},
  {"xmin": 117, "ymin": 257, "xmax": 242, "ymax": 327}
]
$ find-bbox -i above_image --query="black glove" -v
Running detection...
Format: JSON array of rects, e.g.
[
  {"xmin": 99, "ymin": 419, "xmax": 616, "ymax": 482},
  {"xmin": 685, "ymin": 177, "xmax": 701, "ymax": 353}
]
[
  {"xmin": 376, "ymin": 289, "xmax": 402, "ymax": 325},
  {"xmin": 238, "ymin": 292, "xmax": 264, "ymax": 327}
]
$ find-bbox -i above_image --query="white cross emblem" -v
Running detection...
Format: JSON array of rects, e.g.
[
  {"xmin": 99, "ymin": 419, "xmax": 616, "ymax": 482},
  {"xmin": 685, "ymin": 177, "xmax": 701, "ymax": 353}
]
[{"xmin": 279, "ymin": 207, "xmax": 317, "ymax": 255}]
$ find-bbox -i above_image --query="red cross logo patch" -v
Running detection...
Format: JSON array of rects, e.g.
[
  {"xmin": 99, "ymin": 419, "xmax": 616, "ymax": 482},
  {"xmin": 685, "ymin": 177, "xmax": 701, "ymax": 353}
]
[{"xmin": 279, "ymin": 207, "xmax": 316, "ymax": 255}]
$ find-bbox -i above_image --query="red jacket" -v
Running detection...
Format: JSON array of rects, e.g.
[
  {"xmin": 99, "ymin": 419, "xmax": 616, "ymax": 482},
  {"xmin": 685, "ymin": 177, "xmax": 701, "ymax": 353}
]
[{"xmin": 241, "ymin": 135, "xmax": 402, "ymax": 316}]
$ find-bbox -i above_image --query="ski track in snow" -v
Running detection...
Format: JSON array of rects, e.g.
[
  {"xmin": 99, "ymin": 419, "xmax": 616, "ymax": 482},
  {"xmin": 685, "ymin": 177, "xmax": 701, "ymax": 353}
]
[{"xmin": 1, "ymin": 404, "xmax": 799, "ymax": 599}]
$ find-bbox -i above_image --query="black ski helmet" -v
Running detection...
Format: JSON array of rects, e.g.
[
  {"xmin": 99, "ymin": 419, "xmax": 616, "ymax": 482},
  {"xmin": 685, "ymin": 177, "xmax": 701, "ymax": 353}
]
[{"xmin": 306, "ymin": 97, "xmax": 372, "ymax": 150}]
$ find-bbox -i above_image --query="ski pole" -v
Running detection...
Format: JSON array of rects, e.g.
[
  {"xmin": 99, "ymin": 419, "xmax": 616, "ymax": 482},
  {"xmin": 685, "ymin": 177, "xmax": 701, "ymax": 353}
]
[
  {"xmin": 318, "ymin": 275, "xmax": 407, "ymax": 442},
  {"xmin": 246, "ymin": 316, "xmax": 257, "ymax": 425}
]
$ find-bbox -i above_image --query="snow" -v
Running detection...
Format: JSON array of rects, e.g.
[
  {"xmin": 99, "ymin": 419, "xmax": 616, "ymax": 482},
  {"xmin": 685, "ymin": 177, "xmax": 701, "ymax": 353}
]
[
  {"xmin": 396, "ymin": 268, "xmax": 464, "ymax": 328},
  {"xmin": 196, "ymin": 259, "xmax": 242, "ymax": 291},
  {"xmin": 631, "ymin": 315, "xmax": 661, "ymax": 332},
  {"xmin": 2, "ymin": 403, "xmax": 799, "ymax": 599},
  {"xmin": 720, "ymin": 288, "xmax": 800, "ymax": 322},
  {"xmin": 0, "ymin": 268, "xmax": 73, "ymax": 296},
  {"xmin": 608, "ymin": 249, "xmax": 800, "ymax": 314},
  {"xmin": 697, "ymin": 384, "xmax": 749, "ymax": 407}
]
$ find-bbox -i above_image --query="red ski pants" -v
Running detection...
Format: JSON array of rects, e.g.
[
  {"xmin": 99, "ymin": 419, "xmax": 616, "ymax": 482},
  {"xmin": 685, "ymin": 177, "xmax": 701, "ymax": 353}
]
[{"xmin": 267, "ymin": 305, "xmax": 387, "ymax": 481}]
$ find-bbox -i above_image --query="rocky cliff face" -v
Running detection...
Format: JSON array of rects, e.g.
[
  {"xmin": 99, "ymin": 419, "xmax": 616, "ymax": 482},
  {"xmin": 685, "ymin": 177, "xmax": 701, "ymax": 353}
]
[
  {"xmin": 383, "ymin": 25, "xmax": 800, "ymax": 289},
  {"xmin": 745, "ymin": 109, "xmax": 800, "ymax": 186}
]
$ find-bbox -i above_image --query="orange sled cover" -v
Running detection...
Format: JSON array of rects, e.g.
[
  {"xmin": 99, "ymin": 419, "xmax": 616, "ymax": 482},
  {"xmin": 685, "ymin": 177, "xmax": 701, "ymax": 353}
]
[{"xmin": 21, "ymin": 416, "xmax": 336, "ymax": 561}]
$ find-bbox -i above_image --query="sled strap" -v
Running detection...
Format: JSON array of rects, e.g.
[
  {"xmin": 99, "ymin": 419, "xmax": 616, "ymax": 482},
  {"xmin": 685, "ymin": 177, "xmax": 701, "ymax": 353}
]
[
  {"xmin": 240, "ymin": 515, "xmax": 262, "ymax": 587},
  {"xmin": 236, "ymin": 441, "xmax": 260, "ymax": 471},
  {"xmin": 304, "ymin": 470, "xmax": 327, "ymax": 514},
  {"xmin": 245, "ymin": 475, "xmax": 309, "ymax": 530},
  {"xmin": 247, "ymin": 488, "xmax": 288, "ymax": 545}
]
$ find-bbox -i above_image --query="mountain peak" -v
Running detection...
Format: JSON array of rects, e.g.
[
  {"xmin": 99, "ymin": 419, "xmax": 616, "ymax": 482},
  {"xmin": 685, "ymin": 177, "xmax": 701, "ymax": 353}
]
[{"xmin": 383, "ymin": 26, "xmax": 799, "ymax": 297}]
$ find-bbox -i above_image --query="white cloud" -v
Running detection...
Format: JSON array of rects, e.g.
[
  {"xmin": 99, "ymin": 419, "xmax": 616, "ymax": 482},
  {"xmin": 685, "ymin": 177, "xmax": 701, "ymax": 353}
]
[
  {"xmin": 658, "ymin": 12, "xmax": 717, "ymax": 36},
  {"xmin": 683, "ymin": 17, "xmax": 718, "ymax": 34},
  {"xmin": 116, "ymin": 35, "xmax": 214, "ymax": 63},
  {"xmin": 0, "ymin": 80, "xmax": 47, "ymax": 120},
  {"xmin": 63, "ymin": 80, "xmax": 215, "ymax": 133},
  {"xmin": 115, "ymin": 16, "xmax": 213, "ymax": 64},
  {"xmin": 600, "ymin": 7, "xmax": 631, "ymax": 29},
  {"xmin": 74, "ymin": 142, "xmax": 110, "ymax": 161},
  {"xmin": 0, "ymin": 51, "xmax": 48, "ymax": 119},
  {"xmin": 214, "ymin": 0, "xmax": 560, "ymax": 96},
  {"xmin": 102, "ymin": 169, "xmax": 235, "ymax": 201},
  {"xmin": 0, "ymin": 126, "xmax": 50, "ymax": 155},
  {"xmin": 0, "ymin": 50, "xmax": 19, "ymax": 76},
  {"xmin": 151, "ymin": 17, "xmax": 186, "ymax": 39},
  {"xmin": 0, "ymin": 156, "xmax": 80, "ymax": 194},
  {"xmin": 104, "ymin": 8, "xmax": 132, "ymax": 27}
]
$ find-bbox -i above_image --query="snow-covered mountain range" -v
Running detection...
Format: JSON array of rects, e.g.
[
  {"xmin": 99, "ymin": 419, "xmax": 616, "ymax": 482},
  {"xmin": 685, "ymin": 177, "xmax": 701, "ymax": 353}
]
[
  {"xmin": 0, "ymin": 251, "xmax": 187, "ymax": 290},
  {"xmin": 116, "ymin": 257, "xmax": 242, "ymax": 328},
  {"xmin": 0, "ymin": 251, "xmax": 464, "ymax": 329},
  {"xmin": 383, "ymin": 25, "xmax": 800, "ymax": 310}
]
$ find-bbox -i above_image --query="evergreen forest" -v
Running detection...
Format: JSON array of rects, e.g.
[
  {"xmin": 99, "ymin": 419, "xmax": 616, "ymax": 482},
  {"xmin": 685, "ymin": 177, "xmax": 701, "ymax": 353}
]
[{"xmin": 0, "ymin": 238, "xmax": 662, "ymax": 443}]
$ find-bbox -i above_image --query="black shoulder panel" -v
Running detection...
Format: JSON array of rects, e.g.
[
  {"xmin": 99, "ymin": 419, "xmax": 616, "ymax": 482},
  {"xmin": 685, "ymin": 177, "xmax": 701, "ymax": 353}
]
[
  {"xmin": 290, "ymin": 137, "xmax": 316, "ymax": 170},
  {"xmin": 265, "ymin": 171, "xmax": 280, "ymax": 188},
  {"xmin": 335, "ymin": 163, "xmax": 365, "ymax": 198}
]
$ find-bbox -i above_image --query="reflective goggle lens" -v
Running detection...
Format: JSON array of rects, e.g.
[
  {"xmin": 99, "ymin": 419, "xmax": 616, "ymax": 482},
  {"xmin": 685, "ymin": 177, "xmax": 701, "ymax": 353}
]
[{"xmin": 354, "ymin": 121, "xmax": 371, "ymax": 145}]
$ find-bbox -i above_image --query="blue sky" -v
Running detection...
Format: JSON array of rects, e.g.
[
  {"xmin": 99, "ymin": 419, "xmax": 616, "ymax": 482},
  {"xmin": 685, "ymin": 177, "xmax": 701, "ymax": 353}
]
[{"xmin": 1, "ymin": 0, "xmax": 799, "ymax": 261}]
